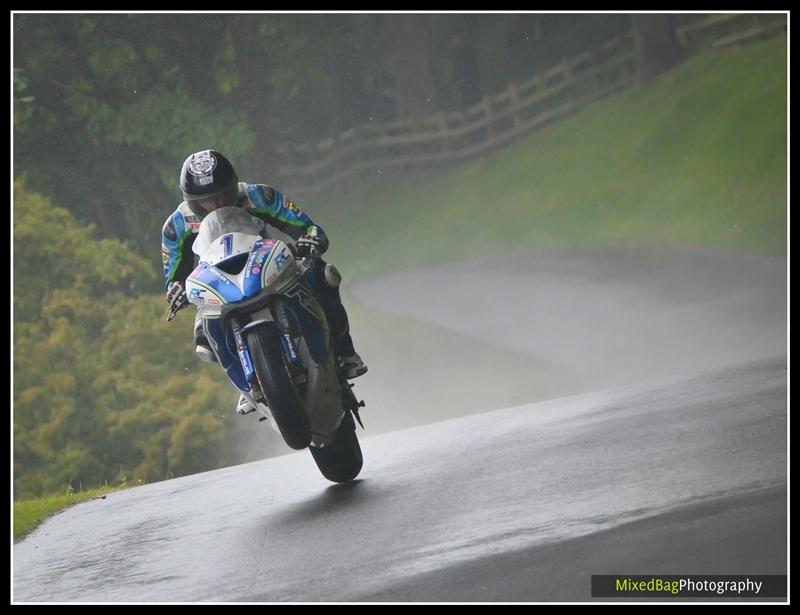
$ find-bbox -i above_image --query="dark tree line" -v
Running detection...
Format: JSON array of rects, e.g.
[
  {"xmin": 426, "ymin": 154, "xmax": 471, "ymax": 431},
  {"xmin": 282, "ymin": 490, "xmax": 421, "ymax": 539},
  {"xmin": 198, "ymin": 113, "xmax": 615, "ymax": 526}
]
[{"xmin": 14, "ymin": 13, "xmax": 644, "ymax": 261}]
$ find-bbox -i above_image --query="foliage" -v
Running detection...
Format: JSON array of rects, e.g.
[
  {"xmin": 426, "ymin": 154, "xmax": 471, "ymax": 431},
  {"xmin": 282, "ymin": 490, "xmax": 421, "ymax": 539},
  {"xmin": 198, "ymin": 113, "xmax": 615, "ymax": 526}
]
[
  {"xmin": 13, "ymin": 14, "xmax": 630, "ymax": 255},
  {"xmin": 13, "ymin": 184, "xmax": 278, "ymax": 499},
  {"xmin": 13, "ymin": 14, "xmax": 257, "ymax": 255}
]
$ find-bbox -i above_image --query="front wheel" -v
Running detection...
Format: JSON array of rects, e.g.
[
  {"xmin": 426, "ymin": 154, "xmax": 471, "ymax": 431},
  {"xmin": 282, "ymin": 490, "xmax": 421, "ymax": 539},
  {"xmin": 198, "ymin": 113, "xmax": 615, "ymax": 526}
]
[
  {"xmin": 309, "ymin": 412, "xmax": 363, "ymax": 483},
  {"xmin": 246, "ymin": 325, "xmax": 311, "ymax": 450}
]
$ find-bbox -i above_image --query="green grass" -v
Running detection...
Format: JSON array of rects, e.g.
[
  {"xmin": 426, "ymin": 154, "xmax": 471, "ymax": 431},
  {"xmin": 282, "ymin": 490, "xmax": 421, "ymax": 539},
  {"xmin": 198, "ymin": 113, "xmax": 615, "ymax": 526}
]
[
  {"xmin": 320, "ymin": 35, "xmax": 787, "ymax": 279},
  {"xmin": 14, "ymin": 484, "xmax": 129, "ymax": 542}
]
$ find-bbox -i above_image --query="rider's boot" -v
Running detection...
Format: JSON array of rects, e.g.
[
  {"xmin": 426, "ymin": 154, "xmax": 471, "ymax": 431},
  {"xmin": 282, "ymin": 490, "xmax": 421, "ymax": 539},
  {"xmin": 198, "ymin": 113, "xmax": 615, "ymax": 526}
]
[
  {"xmin": 194, "ymin": 313, "xmax": 217, "ymax": 363},
  {"xmin": 333, "ymin": 326, "xmax": 368, "ymax": 379},
  {"xmin": 236, "ymin": 393, "xmax": 257, "ymax": 415},
  {"xmin": 338, "ymin": 352, "xmax": 368, "ymax": 379},
  {"xmin": 317, "ymin": 263, "xmax": 368, "ymax": 380}
]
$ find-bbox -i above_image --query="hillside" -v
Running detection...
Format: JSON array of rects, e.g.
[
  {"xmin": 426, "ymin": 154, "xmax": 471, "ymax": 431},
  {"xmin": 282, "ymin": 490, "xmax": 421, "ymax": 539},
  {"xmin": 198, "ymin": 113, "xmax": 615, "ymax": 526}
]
[{"xmin": 321, "ymin": 36, "xmax": 787, "ymax": 278}]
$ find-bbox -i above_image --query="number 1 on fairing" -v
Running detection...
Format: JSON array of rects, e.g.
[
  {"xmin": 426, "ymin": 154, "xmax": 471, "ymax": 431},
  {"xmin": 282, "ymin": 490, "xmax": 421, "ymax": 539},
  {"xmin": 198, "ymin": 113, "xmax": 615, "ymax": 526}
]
[{"xmin": 220, "ymin": 234, "xmax": 233, "ymax": 257}]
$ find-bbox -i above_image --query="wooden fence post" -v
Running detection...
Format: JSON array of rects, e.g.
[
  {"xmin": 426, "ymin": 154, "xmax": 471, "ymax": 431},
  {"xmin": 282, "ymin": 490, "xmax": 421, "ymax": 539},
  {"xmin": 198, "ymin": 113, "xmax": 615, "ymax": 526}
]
[
  {"xmin": 590, "ymin": 47, "xmax": 602, "ymax": 97},
  {"xmin": 436, "ymin": 112, "xmax": 449, "ymax": 154},
  {"xmin": 508, "ymin": 81, "xmax": 521, "ymax": 126},
  {"xmin": 534, "ymin": 70, "xmax": 546, "ymax": 113},
  {"xmin": 483, "ymin": 95, "xmax": 495, "ymax": 144},
  {"xmin": 560, "ymin": 58, "xmax": 573, "ymax": 107}
]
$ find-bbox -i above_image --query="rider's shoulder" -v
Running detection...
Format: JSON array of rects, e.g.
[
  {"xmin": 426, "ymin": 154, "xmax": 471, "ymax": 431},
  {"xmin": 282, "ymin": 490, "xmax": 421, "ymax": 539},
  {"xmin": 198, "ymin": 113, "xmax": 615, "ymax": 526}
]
[
  {"xmin": 163, "ymin": 202, "xmax": 202, "ymax": 236},
  {"xmin": 242, "ymin": 182, "xmax": 281, "ymax": 208}
]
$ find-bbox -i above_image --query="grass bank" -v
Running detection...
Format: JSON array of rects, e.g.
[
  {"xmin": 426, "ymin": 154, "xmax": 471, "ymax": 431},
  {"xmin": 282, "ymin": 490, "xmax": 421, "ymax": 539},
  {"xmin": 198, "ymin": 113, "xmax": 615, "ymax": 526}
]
[
  {"xmin": 14, "ymin": 484, "xmax": 129, "ymax": 542},
  {"xmin": 322, "ymin": 36, "xmax": 787, "ymax": 279}
]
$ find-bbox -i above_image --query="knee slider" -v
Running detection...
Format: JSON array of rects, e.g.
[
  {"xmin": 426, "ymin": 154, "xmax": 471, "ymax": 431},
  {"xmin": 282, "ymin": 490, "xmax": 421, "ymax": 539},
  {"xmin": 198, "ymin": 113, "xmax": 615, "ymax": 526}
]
[{"xmin": 324, "ymin": 264, "xmax": 342, "ymax": 288}]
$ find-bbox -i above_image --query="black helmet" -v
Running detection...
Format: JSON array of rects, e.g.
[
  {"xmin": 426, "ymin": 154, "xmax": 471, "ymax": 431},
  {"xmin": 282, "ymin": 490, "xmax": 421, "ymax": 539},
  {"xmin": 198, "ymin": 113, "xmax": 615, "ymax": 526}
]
[{"xmin": 179, "ymin": 150, "xmax": 239, "ymax": 218}]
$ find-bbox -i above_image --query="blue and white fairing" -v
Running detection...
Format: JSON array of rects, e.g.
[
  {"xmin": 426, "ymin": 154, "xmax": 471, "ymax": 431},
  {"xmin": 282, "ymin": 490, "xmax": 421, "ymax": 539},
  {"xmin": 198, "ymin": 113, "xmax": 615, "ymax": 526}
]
[
  {"xmin": 184, "ymin": 208, "xmax": 334, "ymax": 418},
  {"xmin": 185, "ymin": 208, "xmax": 298, "ymax": 317}
]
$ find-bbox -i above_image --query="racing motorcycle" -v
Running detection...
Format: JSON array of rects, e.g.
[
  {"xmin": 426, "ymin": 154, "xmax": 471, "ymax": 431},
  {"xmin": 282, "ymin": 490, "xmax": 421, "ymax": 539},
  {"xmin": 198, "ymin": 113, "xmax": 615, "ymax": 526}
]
[{"xmin": 168, "ymin": 206, "xmax": 365, "ymax": 483}]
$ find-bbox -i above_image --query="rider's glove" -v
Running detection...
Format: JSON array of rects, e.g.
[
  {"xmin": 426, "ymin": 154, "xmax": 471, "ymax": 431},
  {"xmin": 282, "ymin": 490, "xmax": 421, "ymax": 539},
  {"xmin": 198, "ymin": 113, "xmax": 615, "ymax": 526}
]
[
  {"xmin": 296, "ymin": 225, "xmax": 328, "ymax": 257},
  {"xmin": 166, "ymin": 281, "xmax": 190, "ymax": 322},
  {"xmin": 166, "ymin": 281, "xmax": 189, "ymax": 309}
]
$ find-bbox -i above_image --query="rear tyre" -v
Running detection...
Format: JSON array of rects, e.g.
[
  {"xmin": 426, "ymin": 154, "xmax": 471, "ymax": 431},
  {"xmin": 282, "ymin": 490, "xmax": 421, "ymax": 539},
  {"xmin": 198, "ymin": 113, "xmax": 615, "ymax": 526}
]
[
  {"xmin": 246, "ymin": 325, "xmax": 311, "ymax": 450},
  {"xmin": 309, "ymin": 412, "xmax": 363, "ymax": 483}
]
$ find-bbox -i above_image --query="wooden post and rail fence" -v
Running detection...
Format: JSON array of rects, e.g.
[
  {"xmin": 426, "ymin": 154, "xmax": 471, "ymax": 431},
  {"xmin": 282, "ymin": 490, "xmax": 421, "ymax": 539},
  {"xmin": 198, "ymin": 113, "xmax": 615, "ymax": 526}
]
[{"xmin": 275, "ymin": 13, "xmax": 786, "ymax": 199}]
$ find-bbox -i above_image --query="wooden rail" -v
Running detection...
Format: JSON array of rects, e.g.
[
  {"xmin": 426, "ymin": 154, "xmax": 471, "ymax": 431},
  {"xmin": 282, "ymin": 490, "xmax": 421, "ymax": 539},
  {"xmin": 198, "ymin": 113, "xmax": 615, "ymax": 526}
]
[{"xmin": 277, "ymin": 14, "xmax": 786, "ymax": 199}]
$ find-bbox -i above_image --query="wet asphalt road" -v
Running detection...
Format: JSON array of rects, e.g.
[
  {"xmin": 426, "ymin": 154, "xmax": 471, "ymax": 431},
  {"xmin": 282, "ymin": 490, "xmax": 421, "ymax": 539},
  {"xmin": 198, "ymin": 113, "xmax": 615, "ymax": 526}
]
[
  {"xmin": 13, "ymin": 248, "xmax": 787, "ymax": 602},
  {"xmin": 13, "ymin": 357, "xmax": 786, "ymax": 602}
]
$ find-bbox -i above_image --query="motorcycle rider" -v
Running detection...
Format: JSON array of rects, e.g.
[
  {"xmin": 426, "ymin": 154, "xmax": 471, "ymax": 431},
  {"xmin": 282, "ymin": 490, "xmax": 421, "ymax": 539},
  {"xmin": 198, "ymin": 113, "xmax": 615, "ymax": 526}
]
[{"xmin": 162, "ymin": 149, "xmax": 367, "ymax": 416}]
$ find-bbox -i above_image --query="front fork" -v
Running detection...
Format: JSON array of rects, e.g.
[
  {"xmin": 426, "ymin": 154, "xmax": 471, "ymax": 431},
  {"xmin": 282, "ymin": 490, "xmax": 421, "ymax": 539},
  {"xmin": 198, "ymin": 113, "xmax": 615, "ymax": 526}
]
[
  {"xmin": 202, "ymin": 316, "xmax": 251, "ymax": 394},
  {"xmin": 205, "ymin": 297, "xmax": 365, "ymax": 428},
  {"xmin": 204, "ymin": 315, "xmax": 269, "ymax": 421},
  {"xmin": 204, "ymin": 305, "xmax": 306, "ymax": 396},
  {"xmin": 229, "ymin": 318, "xmax": 256, "ymax": 387}
]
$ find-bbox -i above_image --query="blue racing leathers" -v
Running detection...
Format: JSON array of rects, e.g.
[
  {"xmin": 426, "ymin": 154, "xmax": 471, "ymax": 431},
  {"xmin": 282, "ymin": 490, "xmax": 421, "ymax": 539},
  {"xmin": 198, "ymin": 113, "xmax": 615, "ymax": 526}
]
[
  {"xmin": 160, "ymin": 183, "xmax": 354, "ymax": 361},
  {"xmin": 161, "ymin": 182, "xmax": 328, "ymax": 291}
]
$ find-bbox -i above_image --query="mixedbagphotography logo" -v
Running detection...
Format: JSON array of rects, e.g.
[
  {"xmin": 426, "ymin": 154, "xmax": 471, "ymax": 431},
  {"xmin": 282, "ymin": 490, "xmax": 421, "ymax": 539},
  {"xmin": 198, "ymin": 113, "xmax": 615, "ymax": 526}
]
[{"xmin": 591, "ymin": 575, "xmax": 787, "ymax": 598}]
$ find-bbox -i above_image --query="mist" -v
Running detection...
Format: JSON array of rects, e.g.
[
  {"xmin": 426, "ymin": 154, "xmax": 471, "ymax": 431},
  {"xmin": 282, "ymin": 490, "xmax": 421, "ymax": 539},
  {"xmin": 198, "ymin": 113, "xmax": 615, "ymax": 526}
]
[
  {"xmin": 13, "ymin": 10, "xmax": 787, "ymax": 496},
  {"xmin": 347, "ymin": 246, "xmax": 786, "ymax": 435},
  {"xmin": 12, "ymin": 11, "xmax": 788, "ymax": 603}
]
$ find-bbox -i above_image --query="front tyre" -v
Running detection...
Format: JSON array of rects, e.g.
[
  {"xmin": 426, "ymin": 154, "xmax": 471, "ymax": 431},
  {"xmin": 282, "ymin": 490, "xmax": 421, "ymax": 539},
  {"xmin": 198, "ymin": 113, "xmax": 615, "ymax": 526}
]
[
  {"xmin": 309, "ymin": 412, "xmax": 363, "ymax": 483},
  {"xmin": 246, "ymin": 325, "xmax": 311, "ymax": 450}
]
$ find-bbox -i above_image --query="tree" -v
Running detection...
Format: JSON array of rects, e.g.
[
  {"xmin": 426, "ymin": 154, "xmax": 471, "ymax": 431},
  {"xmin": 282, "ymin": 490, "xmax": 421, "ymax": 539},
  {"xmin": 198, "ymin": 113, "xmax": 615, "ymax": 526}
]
[
  {"xmin": 632, "ymin": 14, "xmax": 686, "ymax": 84},
  {"xmin": 382, "ymin": 15, "xmax": 440, "ymax": 119},
  {"xmin": 13, "ymin": 184, "xmax": 281, "ymax": 499},
  {"xmin": 13, "ymin": 14, "xmax": 256, "ymax": 254},
  {"xmin": 14, "ymin": 182, "xmax": 156, "ymax": 496}
]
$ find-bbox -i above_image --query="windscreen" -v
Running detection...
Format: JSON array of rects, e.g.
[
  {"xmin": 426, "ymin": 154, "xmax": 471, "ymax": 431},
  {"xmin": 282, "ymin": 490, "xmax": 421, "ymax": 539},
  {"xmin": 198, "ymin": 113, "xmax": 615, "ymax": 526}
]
[{"xmin": 192, "ymin": 207, "xmax": 265, "ymax": 256}]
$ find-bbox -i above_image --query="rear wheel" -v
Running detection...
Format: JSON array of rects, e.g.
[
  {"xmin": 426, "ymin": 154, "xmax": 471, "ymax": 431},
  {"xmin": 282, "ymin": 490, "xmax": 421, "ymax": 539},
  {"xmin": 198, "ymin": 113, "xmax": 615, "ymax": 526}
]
[
  {"xmin": 309, "ymin": 412, "xmax": 363, "ymax": 483},
  {"xmin": 246, "ymin": 325, "xmax": 311, "ymax": 450}
]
